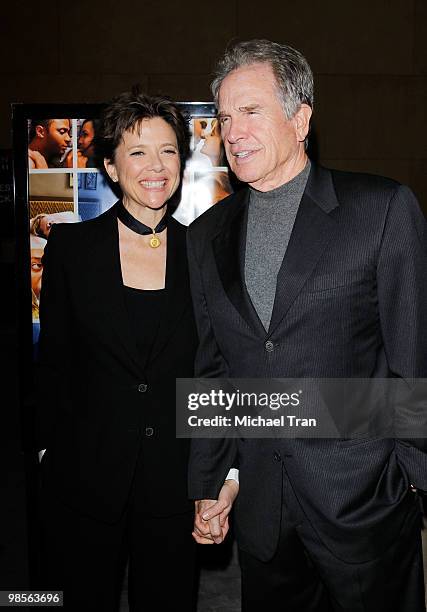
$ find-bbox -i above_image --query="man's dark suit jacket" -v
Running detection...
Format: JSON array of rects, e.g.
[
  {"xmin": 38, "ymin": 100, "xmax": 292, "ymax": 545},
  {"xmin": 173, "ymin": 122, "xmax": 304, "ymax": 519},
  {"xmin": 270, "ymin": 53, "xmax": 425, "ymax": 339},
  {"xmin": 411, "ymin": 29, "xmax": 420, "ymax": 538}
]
[
  {"xmin": 187, "ymin": 162, "xmax": 427, "ymax": 563},
  {"xmin": 37, "ymin": 203, "xmax": 198, "ymax": 522}
]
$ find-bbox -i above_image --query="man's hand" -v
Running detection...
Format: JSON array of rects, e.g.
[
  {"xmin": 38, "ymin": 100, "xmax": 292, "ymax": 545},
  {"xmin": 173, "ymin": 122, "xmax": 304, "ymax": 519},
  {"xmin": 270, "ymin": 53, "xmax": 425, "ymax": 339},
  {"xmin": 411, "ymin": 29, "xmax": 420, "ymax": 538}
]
[{"xmin": 192, "ymin": 479, "xmax": 239, "ymax": 545}]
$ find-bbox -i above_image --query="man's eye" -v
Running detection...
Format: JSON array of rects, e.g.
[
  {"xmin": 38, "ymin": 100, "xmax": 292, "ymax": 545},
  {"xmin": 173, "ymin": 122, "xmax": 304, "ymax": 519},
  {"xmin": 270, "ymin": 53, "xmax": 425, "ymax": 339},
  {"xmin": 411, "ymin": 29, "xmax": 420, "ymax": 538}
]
[
  {"xmin": 131, "ymin": 151, "xmax": 144, "ymax": 156},
  {"xmin": 163, "ymin": 149, "xmax": 177, "ymax": 154}
]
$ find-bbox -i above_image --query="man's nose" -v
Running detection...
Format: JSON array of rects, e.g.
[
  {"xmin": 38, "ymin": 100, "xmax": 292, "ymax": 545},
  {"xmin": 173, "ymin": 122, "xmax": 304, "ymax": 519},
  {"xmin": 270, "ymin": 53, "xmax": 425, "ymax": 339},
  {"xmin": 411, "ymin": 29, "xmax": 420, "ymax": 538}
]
[{"xmin": 226, "ymin": 119, "xmax": 246, "ymax": 143}]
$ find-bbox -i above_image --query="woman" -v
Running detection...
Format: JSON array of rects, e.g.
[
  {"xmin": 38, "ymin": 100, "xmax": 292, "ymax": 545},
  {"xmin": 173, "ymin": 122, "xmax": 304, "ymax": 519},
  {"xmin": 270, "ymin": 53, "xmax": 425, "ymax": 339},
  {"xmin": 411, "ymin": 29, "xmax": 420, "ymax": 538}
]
[
  {"xmin": 30, "ymin": 234, "xmax": 46, "ymax": 318},
  {"xmin": 36, "ymin": 90, "xmax": 198, "ymax": 611},
  {"xmin": 200, "ymin": 118, "xmax": 226, "ymax": 166},
  {"xmin": 64, "ymin": 119, "xmax": 98, "ymax": 168}
]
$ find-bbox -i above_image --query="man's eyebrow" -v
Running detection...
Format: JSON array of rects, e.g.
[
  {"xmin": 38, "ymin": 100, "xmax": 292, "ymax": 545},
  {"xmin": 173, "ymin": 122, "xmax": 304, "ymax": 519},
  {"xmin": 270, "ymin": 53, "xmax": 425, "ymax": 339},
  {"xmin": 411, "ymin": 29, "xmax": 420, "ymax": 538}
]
[
  {"xmin": 217, "ymin": 104, "xmax": 262, "ymax": 119},
  {"xmin": 239, "ymin": 104, "xmax": 262, "ymax": 112}
]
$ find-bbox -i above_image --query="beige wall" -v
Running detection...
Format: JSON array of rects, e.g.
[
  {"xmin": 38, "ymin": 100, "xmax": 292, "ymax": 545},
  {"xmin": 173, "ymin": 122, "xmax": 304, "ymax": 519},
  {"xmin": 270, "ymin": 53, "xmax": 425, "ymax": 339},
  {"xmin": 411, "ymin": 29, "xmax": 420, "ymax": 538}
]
[
  {"xmin": 29, "ymin": 174, "xmax": 73, "ymax": 198},
  {"xmin": 2, "ymin": 0, "xmax": 426, "ymax": 210}
]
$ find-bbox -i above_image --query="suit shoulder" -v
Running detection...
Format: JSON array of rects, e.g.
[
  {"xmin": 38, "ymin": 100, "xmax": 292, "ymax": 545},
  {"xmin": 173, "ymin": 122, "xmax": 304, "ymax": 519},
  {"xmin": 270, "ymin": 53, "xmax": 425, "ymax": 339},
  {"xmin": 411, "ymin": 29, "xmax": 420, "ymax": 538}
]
[
  {"xmin": 46, "ymin": 207, "xmax": 115, "ymax": 257},
  {"xmin": 323, "ymin": 168, "xmax": 424, "ymax": 235},
  {"xmin": 46, "ymin": 218, "xmax": 83, "ymax": 244},
  {"xmin": 170, "ymin": 215, "xmax": 187, "ymax": 233},
  {"xmin": 188, "ymin": 190, "xmax": 243, "ymax": 239},
  {"xmin": 329, "ymin": 167, "xmax": 401, "ymax": 198},
  {"xmin": 169, "ymin": 215, "xmax": 189, "ymax": 248}
]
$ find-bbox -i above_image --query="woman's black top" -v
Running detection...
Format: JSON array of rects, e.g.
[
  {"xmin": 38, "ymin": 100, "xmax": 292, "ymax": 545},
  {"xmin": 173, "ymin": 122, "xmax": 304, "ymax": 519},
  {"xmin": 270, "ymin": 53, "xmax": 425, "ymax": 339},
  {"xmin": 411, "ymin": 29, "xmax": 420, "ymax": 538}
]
[{"xmin": 123, "ymin": 285, "xmax": 166, "ymax": 367}]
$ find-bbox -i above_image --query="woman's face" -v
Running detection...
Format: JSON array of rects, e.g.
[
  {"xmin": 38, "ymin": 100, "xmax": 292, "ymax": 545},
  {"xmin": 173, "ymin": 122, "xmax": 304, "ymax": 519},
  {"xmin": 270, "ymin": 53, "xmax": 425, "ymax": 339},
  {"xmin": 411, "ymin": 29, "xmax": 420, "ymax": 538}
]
[
  {"xmin": 38, "ymin": 215, "xmax": 55, "ymax": 238},
  {"xmin": 31, "ymin": 256, "xmax": 43, "ymax": 297},
  {"xmin": 30, "ymin": 238, "xmax": 46, "ymax": 298},
  {"xmin": 105, "ymin": 117, "xmax": 181, "ymax": 213},
  {"xmin": 78, "ymin": 120, "xmax": 95, "ymax": 156},
  {"xmin": 201, "ymin": 121, "xmax": 222, "ymax": 163}
]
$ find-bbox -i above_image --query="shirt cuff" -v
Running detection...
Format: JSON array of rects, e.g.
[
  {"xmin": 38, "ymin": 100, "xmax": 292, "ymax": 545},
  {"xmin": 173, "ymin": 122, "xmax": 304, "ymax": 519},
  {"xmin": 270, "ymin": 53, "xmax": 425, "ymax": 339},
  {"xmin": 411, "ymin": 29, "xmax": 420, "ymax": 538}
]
[{"xmin": 225, "ymin": 468, "xmax": 239, "ymax": 483}]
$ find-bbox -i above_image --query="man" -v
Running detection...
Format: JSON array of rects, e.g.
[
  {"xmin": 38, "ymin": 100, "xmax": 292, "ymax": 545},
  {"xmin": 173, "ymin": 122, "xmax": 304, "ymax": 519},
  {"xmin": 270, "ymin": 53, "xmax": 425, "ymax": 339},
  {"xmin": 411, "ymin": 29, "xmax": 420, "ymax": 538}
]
[
  {"xmin": 187, "ymin": 39, "xmax": 427, "ymax": 611},
  {"xmin": 28, "ymin": 118, "xmax": 71, "ymax": 168}
]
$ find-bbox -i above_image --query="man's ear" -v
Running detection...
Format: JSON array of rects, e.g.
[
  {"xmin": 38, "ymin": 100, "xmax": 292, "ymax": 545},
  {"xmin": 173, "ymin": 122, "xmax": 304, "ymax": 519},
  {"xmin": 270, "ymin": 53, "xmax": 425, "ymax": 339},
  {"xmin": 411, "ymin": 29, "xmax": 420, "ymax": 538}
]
[
  {"xmin": 35, "ymin": 124, "xmax": 46, "ymax": 139},
  {"xmin": 104, "ymin": 158, "xmax": 118, "ymax": 182},
  {"xmin": 294, "ymin": 104, "xmax": 312, "ymax": 142}
]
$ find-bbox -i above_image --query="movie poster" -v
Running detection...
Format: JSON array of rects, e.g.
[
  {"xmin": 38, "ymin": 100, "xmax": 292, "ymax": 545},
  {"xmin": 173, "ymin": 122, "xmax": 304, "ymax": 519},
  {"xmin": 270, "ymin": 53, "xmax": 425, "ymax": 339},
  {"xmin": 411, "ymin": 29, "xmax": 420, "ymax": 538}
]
[{"xmin": 21, "ymin": 104, "xmax": 232, "ymax": 345}]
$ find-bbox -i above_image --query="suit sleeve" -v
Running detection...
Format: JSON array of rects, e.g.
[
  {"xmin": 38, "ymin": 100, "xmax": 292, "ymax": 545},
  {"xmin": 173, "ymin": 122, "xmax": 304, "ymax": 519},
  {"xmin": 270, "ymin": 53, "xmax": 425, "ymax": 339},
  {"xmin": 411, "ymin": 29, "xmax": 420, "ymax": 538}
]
[
  {"xmin": 36, "ymin": 225, "xmax": 72, "ymax": 450},
  {"xmin": 376, "ymin": 184, "xmax": 427, "ymax": 488},
  {"xmin": 186, "ymin": 229, "xmax": 230, "ymax": 378},
  {"xmin": 186, "ymin": 228, "xmax": 238, "ymax": 499}
]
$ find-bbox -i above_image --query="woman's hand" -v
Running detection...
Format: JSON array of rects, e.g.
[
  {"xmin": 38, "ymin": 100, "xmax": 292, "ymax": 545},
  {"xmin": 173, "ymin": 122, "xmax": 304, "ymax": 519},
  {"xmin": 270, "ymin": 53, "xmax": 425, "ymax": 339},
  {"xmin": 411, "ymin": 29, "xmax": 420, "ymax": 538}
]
[{"xmin": 192, "ymin": 479, "xmax": 239, "ymax": 544}]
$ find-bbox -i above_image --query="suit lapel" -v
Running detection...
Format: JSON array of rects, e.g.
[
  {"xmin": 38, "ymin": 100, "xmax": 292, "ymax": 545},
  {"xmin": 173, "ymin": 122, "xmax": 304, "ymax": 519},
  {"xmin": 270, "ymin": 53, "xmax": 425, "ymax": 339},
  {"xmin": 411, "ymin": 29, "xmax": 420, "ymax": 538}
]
[
  {"xmin": 212, "ymin": 189, "xmax": 266, "ymax": 336},
  {"xmin": 150, "ymin": 216, "xmax": 190, "ymax": 362},
  {"xmin": 86, "ymin": 202, "xmax": 143, "ymax": 377},
  {"xmin": 268, "ymin": 164, "xmax": 339, "ymax": 336}
]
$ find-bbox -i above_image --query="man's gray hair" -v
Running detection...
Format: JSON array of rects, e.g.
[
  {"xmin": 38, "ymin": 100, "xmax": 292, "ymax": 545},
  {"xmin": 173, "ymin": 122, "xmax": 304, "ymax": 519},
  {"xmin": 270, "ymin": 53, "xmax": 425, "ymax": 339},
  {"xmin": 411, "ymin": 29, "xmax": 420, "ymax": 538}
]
[{"xmin": 211, "ymin": 39, "xmax": 314, "ymax": 119}]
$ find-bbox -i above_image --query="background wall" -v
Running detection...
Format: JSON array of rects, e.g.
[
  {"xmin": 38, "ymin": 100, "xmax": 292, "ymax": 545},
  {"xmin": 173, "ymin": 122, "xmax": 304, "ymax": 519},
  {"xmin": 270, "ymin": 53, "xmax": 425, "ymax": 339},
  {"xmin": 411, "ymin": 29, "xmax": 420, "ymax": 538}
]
[{"xmin": 1, "ymin": 0, "xmax": 426, "ymax": 208}]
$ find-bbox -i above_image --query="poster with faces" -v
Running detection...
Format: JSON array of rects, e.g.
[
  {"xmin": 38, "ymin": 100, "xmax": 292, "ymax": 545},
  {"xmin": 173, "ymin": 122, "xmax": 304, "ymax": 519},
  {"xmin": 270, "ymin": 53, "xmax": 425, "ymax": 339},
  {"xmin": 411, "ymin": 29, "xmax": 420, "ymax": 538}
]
[
  {"xmin": 25, "ymin": 105, "xmax": 234, "ymax": 343},
  {"xmin": 27, "ymin": 117, "xmax": 116, "ymax": 339},
  {"xmin": 173, "ymin": 112, "xmax": 233, "ymax": 226}
]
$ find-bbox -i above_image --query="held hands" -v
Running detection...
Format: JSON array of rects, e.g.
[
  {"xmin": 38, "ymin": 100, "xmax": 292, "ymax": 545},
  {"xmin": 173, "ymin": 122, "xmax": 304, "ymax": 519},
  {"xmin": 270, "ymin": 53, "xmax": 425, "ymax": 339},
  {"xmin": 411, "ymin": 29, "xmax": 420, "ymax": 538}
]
[{"xmin": 192, "ymin": 479, "xmax": 239, "ymax": 545}]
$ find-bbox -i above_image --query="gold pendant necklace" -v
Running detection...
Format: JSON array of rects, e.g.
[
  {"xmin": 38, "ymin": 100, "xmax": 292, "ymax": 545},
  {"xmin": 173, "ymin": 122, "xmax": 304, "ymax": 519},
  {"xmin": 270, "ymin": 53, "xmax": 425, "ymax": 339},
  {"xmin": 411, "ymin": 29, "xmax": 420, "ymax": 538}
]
[
  {"xmin": 149, "ymin": 232, "xmax": 161, "ymax": 248},
  {"xmin": 117, "ymin": 202, "xmax": 168, "ymax": 247}
]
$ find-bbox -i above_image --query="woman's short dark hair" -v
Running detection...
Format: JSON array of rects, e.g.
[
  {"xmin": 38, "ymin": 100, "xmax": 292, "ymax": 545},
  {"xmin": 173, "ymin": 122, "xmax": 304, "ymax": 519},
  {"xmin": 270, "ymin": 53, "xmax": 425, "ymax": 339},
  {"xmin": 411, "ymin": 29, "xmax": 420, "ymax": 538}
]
[{"xmin": 96, "ymin": 87, "xmax": 190, "ymax": 167}]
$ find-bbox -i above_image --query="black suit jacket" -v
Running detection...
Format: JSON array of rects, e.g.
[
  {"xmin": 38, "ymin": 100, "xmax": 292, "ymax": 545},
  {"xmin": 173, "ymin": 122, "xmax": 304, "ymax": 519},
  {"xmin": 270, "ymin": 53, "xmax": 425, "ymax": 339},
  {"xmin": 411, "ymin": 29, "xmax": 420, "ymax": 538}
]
[
  {"xmin": 37, "ymin": 203, "xmax": 198, "ymax": 522},
  {"xmin": 187, "ymin": 163, "xmax": 427, "ymax": 563}
]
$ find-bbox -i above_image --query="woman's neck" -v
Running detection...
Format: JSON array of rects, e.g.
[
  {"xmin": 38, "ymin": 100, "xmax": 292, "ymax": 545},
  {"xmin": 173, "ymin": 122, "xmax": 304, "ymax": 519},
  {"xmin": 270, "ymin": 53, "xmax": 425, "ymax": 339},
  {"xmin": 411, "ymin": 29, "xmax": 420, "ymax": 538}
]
[{"xmin": 122, "ymin": 199, "xmax": 166, "ymax": 228}]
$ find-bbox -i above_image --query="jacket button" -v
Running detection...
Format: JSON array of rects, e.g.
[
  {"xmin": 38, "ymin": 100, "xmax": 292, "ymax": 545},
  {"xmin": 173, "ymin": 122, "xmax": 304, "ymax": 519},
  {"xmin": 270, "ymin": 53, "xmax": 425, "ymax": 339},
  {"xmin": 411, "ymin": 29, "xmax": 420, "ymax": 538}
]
[
  {"xmin": 138, "ymin": 383, "xmax": 148, "ymax": 393},
  {"xmin": 265, "ymin": 340, "xmax": 274, "ymax": 352},
  {"xmin": 273, "ymin": 451, "xmax": 282, "ymax": 462},
  {"xmin": 145, "ymin": 427, "xmax": 154, "ymax": 437}
]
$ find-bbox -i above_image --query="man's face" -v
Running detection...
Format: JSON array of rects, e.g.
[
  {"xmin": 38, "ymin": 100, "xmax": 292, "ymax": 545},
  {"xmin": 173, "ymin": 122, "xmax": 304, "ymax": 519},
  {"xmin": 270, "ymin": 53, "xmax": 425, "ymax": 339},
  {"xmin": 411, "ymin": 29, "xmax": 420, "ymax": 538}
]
[
  {"xmin": 217, "ymin": 62, "xmax": 311, "ymax": 191},
  {"xmin": 45, "ymin": 119, "xmax": 72, "ymax": 158}
]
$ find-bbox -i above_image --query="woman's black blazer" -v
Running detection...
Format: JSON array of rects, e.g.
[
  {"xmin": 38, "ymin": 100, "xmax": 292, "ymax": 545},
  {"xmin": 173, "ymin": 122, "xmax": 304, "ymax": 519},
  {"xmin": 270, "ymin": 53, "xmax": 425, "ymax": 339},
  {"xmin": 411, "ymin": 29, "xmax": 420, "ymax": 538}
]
[{"xmin": 36, "ymin": 202, "xmax": 198, "ymax": 522}]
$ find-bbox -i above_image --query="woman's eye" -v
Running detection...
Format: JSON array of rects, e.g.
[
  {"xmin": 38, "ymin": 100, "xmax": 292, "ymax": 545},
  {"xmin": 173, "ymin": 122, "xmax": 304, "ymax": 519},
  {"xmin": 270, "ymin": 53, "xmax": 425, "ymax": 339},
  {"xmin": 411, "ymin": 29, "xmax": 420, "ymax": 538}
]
[
  {"xmin": 163, "ymin": 149, "xmax": 177, "ymax": 155},
  {"xmin": 130, "ymin": 151, "xmax": 144, "ymax": 156}
]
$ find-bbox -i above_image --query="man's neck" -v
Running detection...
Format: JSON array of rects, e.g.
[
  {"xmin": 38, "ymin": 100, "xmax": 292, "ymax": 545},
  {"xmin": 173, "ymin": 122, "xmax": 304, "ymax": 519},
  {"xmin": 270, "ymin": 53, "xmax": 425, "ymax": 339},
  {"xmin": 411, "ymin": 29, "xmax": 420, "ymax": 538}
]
[{"xmin": 249, "ymin": 153, "xmax": 309, "ymax": 193}]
